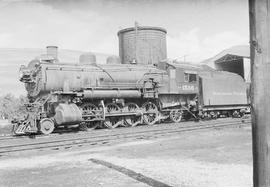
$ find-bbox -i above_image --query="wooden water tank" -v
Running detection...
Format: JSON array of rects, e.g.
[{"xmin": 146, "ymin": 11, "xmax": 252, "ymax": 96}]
[{"xmin": 118, "ymin": 26, "xmax": 167, "ymax": 65}]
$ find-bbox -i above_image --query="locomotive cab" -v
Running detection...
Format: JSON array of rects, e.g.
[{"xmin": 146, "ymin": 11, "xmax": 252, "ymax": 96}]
[
  {"xmin": 158, "ymin": 60, "xmax": 199, "ymax": 93},
  {"xmin": 157, "ymin": 60, "xmax": 200, "ymax": 120}
]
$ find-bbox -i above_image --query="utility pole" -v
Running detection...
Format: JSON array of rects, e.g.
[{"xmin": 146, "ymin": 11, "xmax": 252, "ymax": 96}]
[
  {"xmin": 134, "ymin": 21, "xmax": 138, "ymax": 63},
  {"xmin": 249, "ymin": 0, "xmax": 270, "ymax": 186}
]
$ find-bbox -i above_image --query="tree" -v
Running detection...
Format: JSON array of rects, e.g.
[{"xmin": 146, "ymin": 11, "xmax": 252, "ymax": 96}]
[{"xmin": 0, "ymin": 93, "xmax": 28, "ymax": 120}]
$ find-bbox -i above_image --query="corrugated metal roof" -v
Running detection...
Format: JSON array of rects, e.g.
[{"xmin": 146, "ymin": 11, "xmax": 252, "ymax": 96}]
[
  {"xmin": 166, "ymin": 60, "xmax": 215, "ymax": 71},
  {"xmin": 201, "ymin": 45, "xmax": 250, "ymax": 65}
]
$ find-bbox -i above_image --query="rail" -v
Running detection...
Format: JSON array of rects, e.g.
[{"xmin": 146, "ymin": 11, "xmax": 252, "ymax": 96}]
[{"xmin": 0, "ymin": 118, "xmax": 250, "ymax": 154}]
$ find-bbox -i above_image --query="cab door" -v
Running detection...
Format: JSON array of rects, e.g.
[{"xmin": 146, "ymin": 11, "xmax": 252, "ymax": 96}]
[{"xmin": 169, "ymin": 68, "xmax": 178, "ymax": 93}]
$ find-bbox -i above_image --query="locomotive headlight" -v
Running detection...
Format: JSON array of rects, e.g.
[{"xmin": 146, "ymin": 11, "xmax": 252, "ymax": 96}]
[{"xmin": 18, "ymin": 65, "xmax": 31, "ymax": 82}]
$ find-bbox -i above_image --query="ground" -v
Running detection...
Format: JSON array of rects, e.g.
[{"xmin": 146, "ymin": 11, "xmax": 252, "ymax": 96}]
[
  {"xmin": 0, "ymin": 120, "xmax": 11, "ymax": 135},
  {"xmin": 0, "ymin": 124, "xmax": 252, "ymax": 187}
]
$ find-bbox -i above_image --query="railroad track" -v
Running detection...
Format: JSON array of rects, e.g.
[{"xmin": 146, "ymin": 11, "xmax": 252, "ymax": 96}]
[
  {"xmin": 0, "ymin": 116, "xmax": 251, "ymax": 142},
  {"xmin": 0, "ymin": 118, "xmax": 250, "ymax": 155}
]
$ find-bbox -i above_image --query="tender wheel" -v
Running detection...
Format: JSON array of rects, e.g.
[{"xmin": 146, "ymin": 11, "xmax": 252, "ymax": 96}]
[
  {"xmin": 169, "ymin": 109, "xmax": 183, "ymax": 123},
  {"xmin": 81, "ymin": 103, "xmax": 99, "ymax": 130},
  {"xmin": 211, "ymin": 111, "xmax": 218, "ymax": 119},
  {"xmin": 142, "ymin": 102, "xmax": 159, "ymax": 125},
  {"xmin": 124, "ymin": 103, "xmax": 141, "ymax": 127},
  {"xmin": 232, "ymin": 110, "xmax": 241, "ymax": 118},
  {"xmin": 39, "ymin": 118, "xmax": 55, "ymax": 135},
  {"xmin": 201, "ymin": 111, "xmax": 211, "ymax": 120},
  {"xmin": 104, "ymin": 103, "xmax": 123, "ymax": 129}
]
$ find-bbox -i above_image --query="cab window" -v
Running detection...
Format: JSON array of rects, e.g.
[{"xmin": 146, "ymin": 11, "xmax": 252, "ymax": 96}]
[
  {"xmin": 189, "ymin": 73, "xmax": 197, "ymax": 82},
  {"xmin": 184, "ymin": 73, "xmax": 197, "ymax": 83}
]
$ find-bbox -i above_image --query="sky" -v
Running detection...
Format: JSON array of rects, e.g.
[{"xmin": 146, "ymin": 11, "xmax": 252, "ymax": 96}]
[{"xmin": 0, "ymin": 0, "xmax": 249, "ymax": 62}]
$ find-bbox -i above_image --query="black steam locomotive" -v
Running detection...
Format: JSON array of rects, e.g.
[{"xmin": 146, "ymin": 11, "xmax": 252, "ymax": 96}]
[{"xmin": 12, "ymin": 46, "xmax": 248, "ymax": 135}]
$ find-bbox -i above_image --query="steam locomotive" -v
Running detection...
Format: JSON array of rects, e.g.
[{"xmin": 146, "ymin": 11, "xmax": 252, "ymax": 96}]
[{"xmin": 12, "ymin": 46, "xmax": 248, "ymax": 135}]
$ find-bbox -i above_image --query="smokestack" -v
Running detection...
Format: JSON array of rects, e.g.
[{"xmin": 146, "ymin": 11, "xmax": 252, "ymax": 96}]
[{"xmin": 46, "ymin": 46, "xmax": 58, "ymax": 60}]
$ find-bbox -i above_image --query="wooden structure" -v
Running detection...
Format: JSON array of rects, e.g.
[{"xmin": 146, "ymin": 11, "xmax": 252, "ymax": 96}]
[{"xmin": 249, "ymin": 0, "xmax": 270, "ymax": 186}]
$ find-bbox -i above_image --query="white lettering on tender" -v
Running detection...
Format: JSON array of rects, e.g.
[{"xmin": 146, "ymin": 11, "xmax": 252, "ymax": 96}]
[{"xmin": 213, "ymin": 92, "xmax": 246, "ymax": 96}]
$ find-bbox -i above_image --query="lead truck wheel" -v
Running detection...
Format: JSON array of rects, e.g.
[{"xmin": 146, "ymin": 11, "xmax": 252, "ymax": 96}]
[{"xmin": 39, "ymin": 118, "xmax": 55, "ymax": 135}]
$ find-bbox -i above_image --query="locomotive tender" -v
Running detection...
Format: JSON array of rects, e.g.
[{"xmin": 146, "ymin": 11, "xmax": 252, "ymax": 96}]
[{"xmin": 12, "ymin": 26, "xmax": 248, "ymax": 135}]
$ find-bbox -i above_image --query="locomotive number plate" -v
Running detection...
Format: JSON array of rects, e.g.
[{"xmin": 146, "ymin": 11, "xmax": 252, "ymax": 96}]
[{"xmin": 180, "ymin": 85, "xmax": 195, "ymax": 91}]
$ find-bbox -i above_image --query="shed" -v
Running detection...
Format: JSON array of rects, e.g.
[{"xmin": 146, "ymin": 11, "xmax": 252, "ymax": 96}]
[{"xmin": 201, "ymin": 45, "xmax": 250, "ymax": 82}]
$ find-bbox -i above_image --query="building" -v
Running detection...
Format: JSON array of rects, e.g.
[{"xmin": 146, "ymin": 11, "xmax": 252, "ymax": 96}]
[{"xmin": 201, "ymin": 45, "xmax": 250, "ymax": 83}]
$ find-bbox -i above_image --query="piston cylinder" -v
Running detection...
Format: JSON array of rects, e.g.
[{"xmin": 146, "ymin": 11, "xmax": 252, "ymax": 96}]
[{"xmin": 54, "ymin": 103, "xmax": 82, "ymax": 125}]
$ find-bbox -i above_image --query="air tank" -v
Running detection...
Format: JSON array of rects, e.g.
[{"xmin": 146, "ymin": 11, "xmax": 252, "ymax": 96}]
[{"xmin": 118, "ymin": 26, "xmax": 167, "ymax": 65}]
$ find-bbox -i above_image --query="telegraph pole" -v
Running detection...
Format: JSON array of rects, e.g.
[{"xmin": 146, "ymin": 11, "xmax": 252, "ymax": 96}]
[
  {"xmin": 249, "ymin": 0, "xmax": 270, "ymax": 186},
  {"xmin": 134, "ymin": 21, "xmax": 138, "ymax": 63}
]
